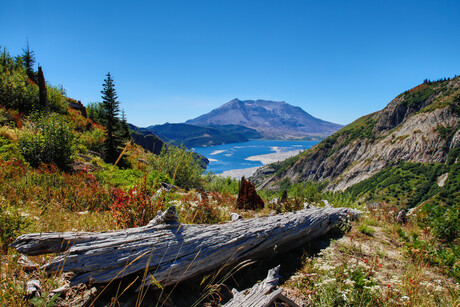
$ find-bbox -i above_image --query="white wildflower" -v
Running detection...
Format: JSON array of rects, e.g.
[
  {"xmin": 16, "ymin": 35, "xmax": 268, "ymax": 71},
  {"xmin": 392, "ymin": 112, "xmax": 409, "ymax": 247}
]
[
  {"xmin": 344, "ymin": 279, "xmax": 356, "ymax": 286},
  {"xmin": 322, "ymin": 278, "xmax": 336, "ymax": 284}
]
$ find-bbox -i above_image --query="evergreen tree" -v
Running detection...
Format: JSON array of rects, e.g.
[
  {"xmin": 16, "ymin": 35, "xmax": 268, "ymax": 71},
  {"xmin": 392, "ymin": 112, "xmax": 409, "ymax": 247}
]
[
  {"xmin": 120, "ymin": 109, "xmax": 131, "ymax": 139},
  {"xmin": 22, "ymin": 40, "xmax": 36, "ymax": 82},
  {"xmin": 101, "ymin": 72, "xmax": 123, "ymax": 163}
]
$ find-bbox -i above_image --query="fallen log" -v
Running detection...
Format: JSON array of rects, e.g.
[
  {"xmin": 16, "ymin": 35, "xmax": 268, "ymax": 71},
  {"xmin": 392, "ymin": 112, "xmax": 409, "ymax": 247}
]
[
  {"xmin": 224, "ymin": 265, "xmax": 298, "ymax": 307},
  {"xmin": 11, "ymin": 206, "xmax": 359, "ymax": 288}
]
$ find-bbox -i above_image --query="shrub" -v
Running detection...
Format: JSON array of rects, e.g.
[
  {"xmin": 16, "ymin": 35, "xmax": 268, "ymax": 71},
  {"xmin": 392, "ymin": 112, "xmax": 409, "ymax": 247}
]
[
  {"xmin": 110, "ymin": 183, "xmax": 166, "ymax": 228},
  {"xmin": 0, "ymin": 199, "xmax": 31, "ymax": 253},
  {"xmin": 149, "ymin": 145, "xmax": 203, "ymax": 189},
  {"xmin": 47, "ymin": 85, "xmax": 68, "ymax": 114},
  {"xmin": 79, "ymin": 126, "xmax": 105, "ymax": 153},
  {"xmin": 178, "ymin": 192, "xmax": 232, "ymax": 224},
  {"xmin": 203, "ymin": 174, "xmax": 239, "ymax": 194},
  {"xmin": 18, "ymin": 113, "xmax": 75, "ymax": 170}
]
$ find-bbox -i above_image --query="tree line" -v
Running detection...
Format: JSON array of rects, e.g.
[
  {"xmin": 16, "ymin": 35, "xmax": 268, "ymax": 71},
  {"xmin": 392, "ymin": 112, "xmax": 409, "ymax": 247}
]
[{"xmin": 0, "ymin": 42, "xmax": 130, "ymax": 166}]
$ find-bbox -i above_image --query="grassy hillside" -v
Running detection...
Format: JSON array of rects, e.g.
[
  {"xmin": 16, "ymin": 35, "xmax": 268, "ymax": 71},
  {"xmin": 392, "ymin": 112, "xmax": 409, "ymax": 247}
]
[{"xmin": 1, "ymin": 44, "xmax": 458, "ymax": 306}]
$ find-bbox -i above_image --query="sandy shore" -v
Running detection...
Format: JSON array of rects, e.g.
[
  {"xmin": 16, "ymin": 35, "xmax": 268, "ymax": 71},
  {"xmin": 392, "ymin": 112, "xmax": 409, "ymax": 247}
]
[
  {"xmin": 245, "ymin": 150, "xmax": 302, "ymax": 164},
  {"xmin": 219, "ymin": 167, "xmax": 260, "ymax": 178},
  {"xmin": 218, "ymin": 150, "xmax": 302, "ymax": 179}
]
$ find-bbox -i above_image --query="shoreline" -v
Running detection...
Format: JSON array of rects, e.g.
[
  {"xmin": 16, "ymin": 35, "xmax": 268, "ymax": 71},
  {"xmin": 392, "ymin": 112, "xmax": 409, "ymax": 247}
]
[{"xmin": 218, "ymin": 149, "xmax": 302, "ymax": 179}]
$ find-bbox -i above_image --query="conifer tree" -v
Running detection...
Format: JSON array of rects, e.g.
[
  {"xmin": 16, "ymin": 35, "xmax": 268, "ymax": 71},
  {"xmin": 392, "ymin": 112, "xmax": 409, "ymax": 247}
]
[
  {"xmin": 120, "ymin": 109, "xmax": 131, "ymax": 140},
  {"xmin": 101, "ymin": 72, "xmax": 122, "ymax": 163},
  {"xmin": 22, "ymin": 40, "xmax": 36, "ymax": 82}
]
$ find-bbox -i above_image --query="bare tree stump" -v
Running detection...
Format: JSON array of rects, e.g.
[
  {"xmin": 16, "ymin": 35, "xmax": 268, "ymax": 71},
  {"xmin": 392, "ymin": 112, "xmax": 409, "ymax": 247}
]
[{"xmin": 237, "ymin": 176, "xmax": 265, "ymax": 210}]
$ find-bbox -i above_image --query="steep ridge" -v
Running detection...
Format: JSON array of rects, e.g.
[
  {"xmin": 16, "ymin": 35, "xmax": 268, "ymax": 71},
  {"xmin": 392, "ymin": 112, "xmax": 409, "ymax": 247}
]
[
  {"xmin": 252, "ymin": 77, "xmax": 460, "ymax": 191},
  {"xmin": 186, "ymin": 99, "xmax": 343, "ymax": 139}
]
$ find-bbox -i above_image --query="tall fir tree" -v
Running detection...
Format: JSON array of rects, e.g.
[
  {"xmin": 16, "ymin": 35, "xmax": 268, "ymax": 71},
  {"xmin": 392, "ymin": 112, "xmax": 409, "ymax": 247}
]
[
  {"xmin": 101, "ymin": 72, "xmax": 123, "ymax": 163},
  {"xmin": 22, "ymin": 40, "xmax": 36, "ymax": 82}
]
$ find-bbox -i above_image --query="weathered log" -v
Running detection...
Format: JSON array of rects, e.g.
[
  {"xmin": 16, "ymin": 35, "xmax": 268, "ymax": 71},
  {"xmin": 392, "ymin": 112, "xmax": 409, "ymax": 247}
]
[
  {"xmin": 11, "ymin": 206, "xmax": 359, "ymax": 288},
  {"xmin": 224, "ymin": 265, "xmax": 298, "ymax": 307}
]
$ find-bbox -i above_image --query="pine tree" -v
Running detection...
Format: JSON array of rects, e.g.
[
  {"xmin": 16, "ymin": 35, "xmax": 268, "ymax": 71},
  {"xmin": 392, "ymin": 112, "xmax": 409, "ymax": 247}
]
[
  {"xmin": 101, "ymin": 72, "xmax": 122, "ymax": 163},
  {"xmin": 22, "ymin": 40, "xmax": 36, "ymax": 82},
  {"xmin": 120, "ymin": 109, "xmax": 131, "ymax": 140}
]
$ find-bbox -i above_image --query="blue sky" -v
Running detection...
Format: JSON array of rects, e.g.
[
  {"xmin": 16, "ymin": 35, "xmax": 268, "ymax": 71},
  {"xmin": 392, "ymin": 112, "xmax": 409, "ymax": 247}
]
[{"xmin": 1, "ymin": 1, "xmax": 459, "ymax": 127}]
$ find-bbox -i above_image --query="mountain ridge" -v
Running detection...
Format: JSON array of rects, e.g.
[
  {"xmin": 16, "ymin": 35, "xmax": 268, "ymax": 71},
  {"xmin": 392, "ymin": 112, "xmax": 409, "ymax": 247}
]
[{"xmin": 251, "ymin": 77, "xmax": 460, "ymax": 192}]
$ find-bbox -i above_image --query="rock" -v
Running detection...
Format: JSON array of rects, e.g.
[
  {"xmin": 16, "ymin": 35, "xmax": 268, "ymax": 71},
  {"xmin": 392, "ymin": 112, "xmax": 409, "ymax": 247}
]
[
  {"xmin": 236, "ymin": 176, "xmax": 265, "ymax": 210},
  {"xmin": 396, "ymin": 210, "xmax": 407, "ymax": 224},
  {"xmin": 50, "ymin": 284, "xmax": 69, "ymax": 295},
  {"xmin": 252, "ymin": 77, "xmax": 460, "ymax": 192},
  {"xmin": 230, "ymin": 213, "xmax": 242, "ymax": 221},
  {"xmin": 25, "ymin": 279, "xmax": 41, "ymax": 298}
]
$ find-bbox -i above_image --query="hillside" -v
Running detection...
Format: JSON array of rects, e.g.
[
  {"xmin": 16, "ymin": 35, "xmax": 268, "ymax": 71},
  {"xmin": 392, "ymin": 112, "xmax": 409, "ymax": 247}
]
[
  {"xmin": 1, "ymin": 42, "xmax": 459, "ymax": 305},
  {"xmin": 186, "ymin": 98, "xmax": 343, "ymax": 139},
  {"xmin": 144, "ymin": 122, "xmax": 261, "ymax": 147},
  {"xmin": 128, "ymin": 124, "xmax": 166, "ymax": 155},
  {"xmin": 252, "ymin": 77, "xmax": 460, "ymax": 195}
]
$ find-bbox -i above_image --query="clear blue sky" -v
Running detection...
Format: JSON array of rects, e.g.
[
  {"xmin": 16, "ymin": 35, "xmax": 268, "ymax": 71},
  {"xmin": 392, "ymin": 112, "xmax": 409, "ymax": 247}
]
[{"xmin": 1, "ymin": 1, "xmax": 459, "ymax": 127}]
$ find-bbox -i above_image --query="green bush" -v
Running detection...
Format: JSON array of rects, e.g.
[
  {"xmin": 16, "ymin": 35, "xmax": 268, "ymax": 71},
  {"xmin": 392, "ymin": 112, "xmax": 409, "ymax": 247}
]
[
  {"xmin": 18, "ymin": 113, "xmax": 75, "ymax": 170},
  {"xmin": 96, "ymin": 167, "xmax": 170, "ymax": 192},
  {"xmin": 79, "ymin": 127, "xmax": 105, "ymax": 153},
  {"xmin": 0, "ymin": 200, "xmax": 30, "ymax": 253},
  {"xmin": 203, "ymin": 174, "xmax": 239, "ymax": 194},
  {"xmin": 47, "ymin": 84, "xmax": 68, "ymax": 114},
  {"xmin": 149, "ymin": 145, "xmax": 203, "ymax": 189}
]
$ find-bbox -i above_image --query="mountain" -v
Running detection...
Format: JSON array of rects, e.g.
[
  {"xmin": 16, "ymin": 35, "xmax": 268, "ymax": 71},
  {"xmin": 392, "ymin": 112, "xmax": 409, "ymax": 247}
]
[
  {"xmin": 186, "ymin": 99, "xmax": 343, "ymax": 139},
  {"xmin": 145, "ymin": 123, "xmax": 261, "ymax": 147},
  {"xmin": 251, "ymin": 77, "xmax": 460, "ymax": 194},
  {"xmin": 129, "ymin": 124, "xmax": 210, "ymax": 169}
]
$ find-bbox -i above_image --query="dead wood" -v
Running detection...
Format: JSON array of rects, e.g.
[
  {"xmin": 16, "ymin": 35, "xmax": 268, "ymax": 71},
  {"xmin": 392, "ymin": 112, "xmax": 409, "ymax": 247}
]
[
  {"xmin": 11, "ymin": 206, "xmax": 359, "ymax": 289},
  {"xmin": 224, "ymin": 265, "xmax": 299, "ymax": 307},
  {"xmin": 237, "ymin": 176, "xmax": 265, "ymax": 210}
]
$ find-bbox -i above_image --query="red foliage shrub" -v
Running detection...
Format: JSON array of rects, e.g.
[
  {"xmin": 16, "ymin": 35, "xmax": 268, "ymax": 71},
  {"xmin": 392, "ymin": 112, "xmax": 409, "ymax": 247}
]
[{"xmin": 110, "ymin": 180, "xmax": 165, "ymax": 228}]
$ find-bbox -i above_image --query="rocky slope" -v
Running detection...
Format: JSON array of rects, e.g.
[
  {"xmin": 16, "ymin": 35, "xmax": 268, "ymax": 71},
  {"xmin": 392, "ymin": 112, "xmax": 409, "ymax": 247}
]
[
  {"xmin": 252, "ymin": 77, "xmax": 460, "ymax": 191},
  {"xmin": 186, "ymin": 99, "xmax": 343, "ymax": 139}
]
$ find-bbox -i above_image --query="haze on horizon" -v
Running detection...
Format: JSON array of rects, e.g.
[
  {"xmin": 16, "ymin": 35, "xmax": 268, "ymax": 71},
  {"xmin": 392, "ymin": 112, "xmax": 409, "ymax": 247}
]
[{"xmin": 1, "ymin": 0, "xmax": 459, "ymax": 127}]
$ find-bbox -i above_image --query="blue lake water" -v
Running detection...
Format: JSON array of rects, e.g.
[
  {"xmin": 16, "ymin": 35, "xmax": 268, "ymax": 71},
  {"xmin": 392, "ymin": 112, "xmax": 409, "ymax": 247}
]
[{"xmin": 193, "ymin": 139, "xmax": 319, "ymax": 174}]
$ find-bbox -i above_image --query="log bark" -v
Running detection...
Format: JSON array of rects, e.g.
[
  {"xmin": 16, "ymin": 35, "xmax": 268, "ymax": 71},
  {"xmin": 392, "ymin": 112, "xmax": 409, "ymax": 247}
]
[{"xmin": 11, "ymin": 206, "xmax": 359, "ymax": 288}]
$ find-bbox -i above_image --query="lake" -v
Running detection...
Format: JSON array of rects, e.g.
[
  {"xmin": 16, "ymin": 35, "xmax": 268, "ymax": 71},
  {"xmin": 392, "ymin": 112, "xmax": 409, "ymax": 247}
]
[{"xmin": 193, "ymin": 139, "xmax": 319, "ymax": 176}]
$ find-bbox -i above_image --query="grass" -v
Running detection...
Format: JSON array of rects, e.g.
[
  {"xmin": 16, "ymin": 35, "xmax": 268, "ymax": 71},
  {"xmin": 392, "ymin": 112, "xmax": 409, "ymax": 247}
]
[
  {"xmin": 283, "ymin": 208, "xmax": 460, "ymax": 306},
  {"xmin": 1, "ymin": 99, "xmax": 459, "ymax": 305}
]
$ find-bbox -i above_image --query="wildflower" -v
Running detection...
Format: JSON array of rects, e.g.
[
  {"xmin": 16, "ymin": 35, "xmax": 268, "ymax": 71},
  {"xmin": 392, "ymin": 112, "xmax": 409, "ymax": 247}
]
[
  {"xmin": 379, "ymin": 264, "xmax": 382, "ymax": 267},
  {"xmin": 364, "ymin": 259, "xmax": 368, "ymax": 263},
  {"xmin": 387, "ymin": 284, "xmax": 391, "ymax": 288}
]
